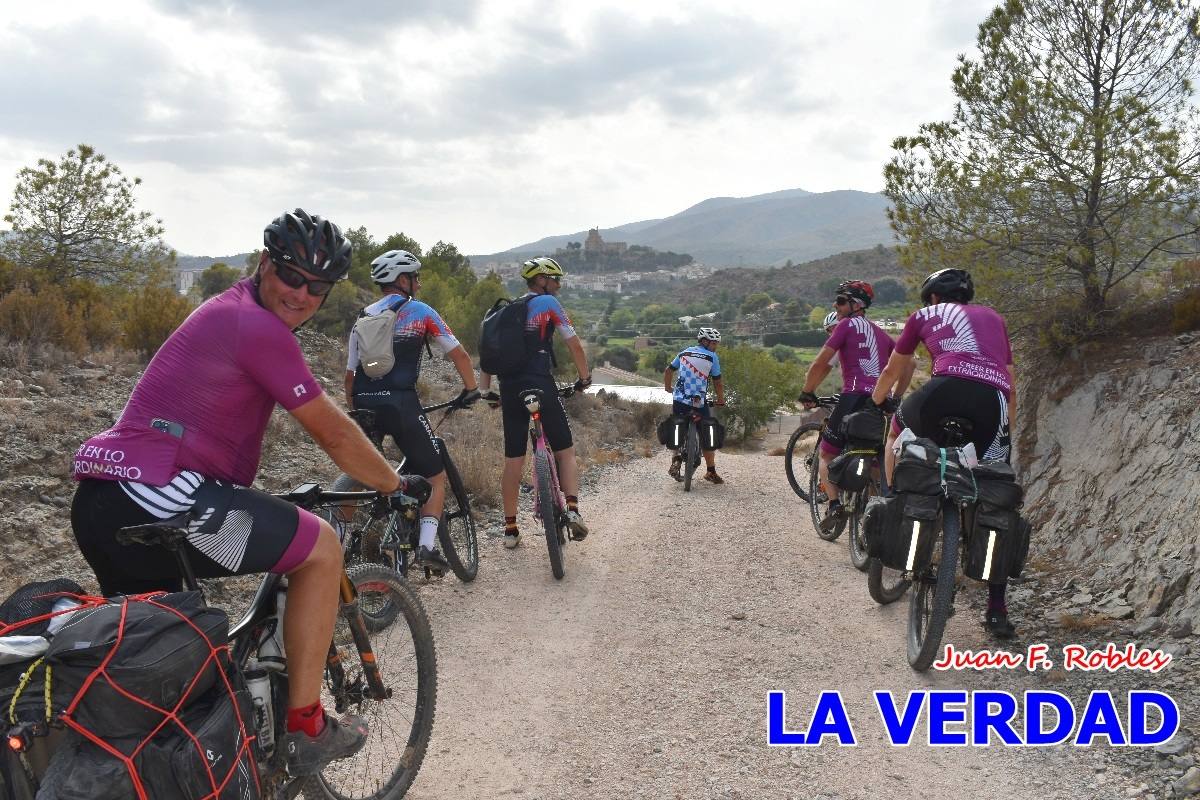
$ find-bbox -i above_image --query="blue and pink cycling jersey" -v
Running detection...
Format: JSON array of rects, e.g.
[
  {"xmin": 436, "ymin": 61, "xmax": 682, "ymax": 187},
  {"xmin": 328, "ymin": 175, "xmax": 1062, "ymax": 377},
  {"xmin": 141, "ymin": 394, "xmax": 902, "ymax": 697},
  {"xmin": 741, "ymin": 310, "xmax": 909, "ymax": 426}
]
[
  {"xmin": 670, "ymin": 345, "xmax": 721, "ymax": 405},
  {"xmin": 824, "ymin": 316, "xmax": 895, "ymax": 395},
  {"xmin": 894, "ymin": 303, "xmax": 1013, "ymax": 396},
  {"xmin": 520, "ymin": 293, "xmax": 577, "ymax": 376},
  {"xmin": 348, "ymin": 296, "xmax": 461, "ymax": 392}
]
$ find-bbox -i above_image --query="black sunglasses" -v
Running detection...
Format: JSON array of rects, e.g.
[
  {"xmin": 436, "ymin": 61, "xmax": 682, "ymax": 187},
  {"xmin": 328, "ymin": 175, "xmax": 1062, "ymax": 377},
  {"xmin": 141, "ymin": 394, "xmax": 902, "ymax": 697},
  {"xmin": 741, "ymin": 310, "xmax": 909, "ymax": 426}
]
[
  {"xmin": 272, "ymin": 259, "xmax": 335, "ymax": 296},
  {"xmin": 835, "ymin": 295, "xmax": 850, "ymax": 305}
]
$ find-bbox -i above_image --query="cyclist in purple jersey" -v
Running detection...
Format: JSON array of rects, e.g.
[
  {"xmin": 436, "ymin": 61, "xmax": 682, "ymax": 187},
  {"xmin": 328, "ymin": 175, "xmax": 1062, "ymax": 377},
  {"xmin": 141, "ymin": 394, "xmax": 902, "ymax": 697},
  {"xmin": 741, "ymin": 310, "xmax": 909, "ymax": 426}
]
[
  {"xmin": 871, "ymin": 267, "xmax": 1018, "ymax": 639},
  {"xmin": 70, "ymin": 209, "xmax": 428, "ymax": 774},
  {"xmin": 344, "ymin": 249, "xmax": 481, "ymax": 573},
  {"xmin": 479, "ymin": 257, "xmax": 592, "ymax": 549},
  {"xmin": 799, "ymin": 280, "xmax": 896, "ymax": 533}
]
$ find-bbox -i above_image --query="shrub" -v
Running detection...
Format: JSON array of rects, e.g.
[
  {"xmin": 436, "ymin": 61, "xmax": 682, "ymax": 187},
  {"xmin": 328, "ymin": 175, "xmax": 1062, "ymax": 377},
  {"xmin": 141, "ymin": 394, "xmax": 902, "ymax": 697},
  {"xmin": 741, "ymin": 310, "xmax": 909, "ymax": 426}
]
[
  {"xmin": 1171, "ymin": 288, "xmax": 1200, "ymax": 333},
  {"xmin": 122, "ymin": 284, "xmax": 194, "ymax": 358},
  {"xmin": 0, "ymin": 284, "xmax": 87, "ymax": 353},
  {"xmin": 717, "ymin": 345, "xmax": 801, "ymax": 442}
]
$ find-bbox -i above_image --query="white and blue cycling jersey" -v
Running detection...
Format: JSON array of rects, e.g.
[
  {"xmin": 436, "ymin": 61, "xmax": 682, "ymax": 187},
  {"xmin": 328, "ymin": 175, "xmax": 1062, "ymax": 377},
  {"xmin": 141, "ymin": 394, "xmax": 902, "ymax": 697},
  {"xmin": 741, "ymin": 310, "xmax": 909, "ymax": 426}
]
[
  {"xmin": 670, "ymin": 345, "xmax": 721, "ymax": 405},
  {"xmin": 348, "ymin": 296, "xmax": 460, "ymax": 393}
]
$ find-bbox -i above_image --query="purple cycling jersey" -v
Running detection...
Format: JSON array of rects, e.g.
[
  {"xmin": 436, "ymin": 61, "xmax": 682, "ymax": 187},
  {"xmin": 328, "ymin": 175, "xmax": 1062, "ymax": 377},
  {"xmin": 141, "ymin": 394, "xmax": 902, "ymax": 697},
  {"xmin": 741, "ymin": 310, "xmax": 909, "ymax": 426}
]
[
  {"xmin": 73, "ymin": 279, "xmax": 322, "ymax": 487},
  {"xmin": 895, "ymin": 303, "xmax": 1013, "ymax": 396},
  {"xmin": 823, "ymin": 316, "xmax": 895, "ymax": 394}
]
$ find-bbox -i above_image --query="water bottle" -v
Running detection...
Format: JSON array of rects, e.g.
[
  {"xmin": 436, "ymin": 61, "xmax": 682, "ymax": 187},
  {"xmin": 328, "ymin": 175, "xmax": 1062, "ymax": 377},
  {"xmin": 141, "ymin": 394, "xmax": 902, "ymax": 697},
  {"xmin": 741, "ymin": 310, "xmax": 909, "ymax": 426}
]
[
  {"xmin": 243, "ymin": 668, "xmax": 275, "ymax": 752},
  {"xmin": 256, "ymin": 586, "xmax": 287, "ymax": 671}
]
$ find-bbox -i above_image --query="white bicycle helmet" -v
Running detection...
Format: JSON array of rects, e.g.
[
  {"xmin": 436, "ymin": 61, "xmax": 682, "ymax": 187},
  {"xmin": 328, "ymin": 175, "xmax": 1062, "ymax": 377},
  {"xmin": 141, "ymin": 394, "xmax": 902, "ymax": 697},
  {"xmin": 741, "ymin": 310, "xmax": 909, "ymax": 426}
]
[
  {"xmin": 697, "ymin": 327, "xmax": 721, "ymax": 343},
  {"xmin": 823, "ymin": 311, "xmax": 840, "ymax": 332},
  {"xmin": 370, "ymin": 249, "xmax": 421, "ymax": 285}
]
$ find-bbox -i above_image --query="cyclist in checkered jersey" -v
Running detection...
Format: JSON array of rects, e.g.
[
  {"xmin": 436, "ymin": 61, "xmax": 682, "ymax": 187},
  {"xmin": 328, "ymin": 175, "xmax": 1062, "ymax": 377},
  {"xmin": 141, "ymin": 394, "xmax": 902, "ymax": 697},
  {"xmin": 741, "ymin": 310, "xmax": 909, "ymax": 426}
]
[{"xmin": 663, "ymin": 328, "xmax": 726, "ymax": 483}]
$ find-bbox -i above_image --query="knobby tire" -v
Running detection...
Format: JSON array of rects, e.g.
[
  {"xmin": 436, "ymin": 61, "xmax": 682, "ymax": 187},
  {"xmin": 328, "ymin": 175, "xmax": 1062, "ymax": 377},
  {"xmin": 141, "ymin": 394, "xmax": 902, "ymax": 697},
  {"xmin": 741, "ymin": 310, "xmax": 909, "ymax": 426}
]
[
  {"xmin": 907, "ymin": 509, "xmax": 959, "ymax": 672},
  {"xmin": 867, "ymin": 558, "xmax": 911, "ymax": 605},
  {"xmin": 309, "ymin": 563, "xmax": 437, "ymax": 800},
  {"xmin": 683, "ymin": 421, "xmax": 700, "ymax": 493},
  {"xmin": 534, "ymin": 450, "xmax": 565, "ymax": 580},
  {"xmin": 784, "ymin": 421, "xmax": 823, "ymax": 502},
  {"xmin": 435, "ymin": 447, "xmax": 478, "ymax": 583},
  {"xmin": 847, "ymin": 487, "xmax": 873, "ymax": 572}
]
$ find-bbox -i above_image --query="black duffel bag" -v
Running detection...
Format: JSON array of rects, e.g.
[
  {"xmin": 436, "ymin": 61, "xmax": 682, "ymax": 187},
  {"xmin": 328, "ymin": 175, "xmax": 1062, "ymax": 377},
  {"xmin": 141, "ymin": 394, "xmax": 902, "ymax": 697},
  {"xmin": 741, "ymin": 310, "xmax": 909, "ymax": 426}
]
[
  {"xmin": 656, "ymin": 415, "xmax": 687, "ymax": 447},
  {"xmin": 963, "ymin": 461, "xmax": 1031, "ymax": 581},
  {"xmin": 828, "ymin": 450, "xmax": 873, "ymax": 493},
  {"xmin": 46, "ymin": 592, "xmax": 230, "ymax": 739},
  {"xmin": 698, "ymin": 418, "xmax": 725, "ymax": 451},
  {"xmin": 866, "ymin": 492, "xmax": 941, "ymax": 572},
  {"xmin": 892, "ymin": 437, "xmax": 976, "ymax": 501}
]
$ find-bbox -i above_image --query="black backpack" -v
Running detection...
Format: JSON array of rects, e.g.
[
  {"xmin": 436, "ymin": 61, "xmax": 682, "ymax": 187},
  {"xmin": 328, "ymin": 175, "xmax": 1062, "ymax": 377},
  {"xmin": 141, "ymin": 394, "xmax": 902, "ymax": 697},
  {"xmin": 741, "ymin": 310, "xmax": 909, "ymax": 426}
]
[{"xmin": 478, "ymin": 296, "xmax": 533, "ymax": 377}]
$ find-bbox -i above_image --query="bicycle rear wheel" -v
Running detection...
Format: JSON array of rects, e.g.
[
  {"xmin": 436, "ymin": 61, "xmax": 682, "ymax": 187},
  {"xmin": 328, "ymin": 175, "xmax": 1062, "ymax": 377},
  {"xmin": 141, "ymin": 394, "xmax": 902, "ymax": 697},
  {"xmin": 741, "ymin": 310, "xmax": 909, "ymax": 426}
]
[
  {"xmin": 311, "ymin": 563, "xmax": 437, "ymax": 800},
  {"xmin": 534, "ymin": 449, "xmax": 565, "ymax": 580},
  {"xmin": 867, "ymin": 558, "xmax": 911, "ymax": 605},
  {"xmin": 435, "ymin": 446, "xmax": 478, "ymax": 583},
  {"xmin": 784, "ymin": 422, "xmax": 822, "ymax": 502},
  {"xmin": 847, "ymin": 489, "xmax": 872, "ymax": 571},
  {"xmin": 907, "ymin": 509, "xmax": 958, "ymax": 672},
  {"xmin": 683, "ymin": 422, "xmax": 700, "ymax": 492}
]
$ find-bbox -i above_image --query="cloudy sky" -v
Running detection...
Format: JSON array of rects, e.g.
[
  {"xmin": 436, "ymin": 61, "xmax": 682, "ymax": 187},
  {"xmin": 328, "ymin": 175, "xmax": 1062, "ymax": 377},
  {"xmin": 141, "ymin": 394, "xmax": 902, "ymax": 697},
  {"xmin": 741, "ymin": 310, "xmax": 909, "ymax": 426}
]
[{"xmin": 1, "ymin": 0, "xmax": 997, "ymax": 258}]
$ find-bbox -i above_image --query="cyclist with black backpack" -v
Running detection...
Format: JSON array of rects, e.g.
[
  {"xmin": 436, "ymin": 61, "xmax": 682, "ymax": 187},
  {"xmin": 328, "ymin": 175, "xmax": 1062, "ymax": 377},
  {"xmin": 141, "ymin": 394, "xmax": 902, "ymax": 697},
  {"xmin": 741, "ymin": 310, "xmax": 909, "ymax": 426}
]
[
  {"xmin": 344, "ymin": 249, "xmax": 481, "ymax": 573},
  {"xmin": 479, "ymin": 257, "xmax": 592, "ymax": 549}
]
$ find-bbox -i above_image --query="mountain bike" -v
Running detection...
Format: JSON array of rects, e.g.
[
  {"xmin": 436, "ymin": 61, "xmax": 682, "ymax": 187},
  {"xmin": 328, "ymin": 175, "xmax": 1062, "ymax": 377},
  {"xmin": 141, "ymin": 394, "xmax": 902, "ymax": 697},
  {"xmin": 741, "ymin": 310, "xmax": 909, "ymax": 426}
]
[
  {"xmin": 335, "ymin": 397, "xmax": 478, "ymax": 583},
  {"xmin": 23, "ymin": 482, "xmax": 437, "ymax": 800},
  {"xmin": 907, "ymin": 417, "xmax": 974, "ymax": 672},
  {"xmin": 671, "ymin": 395, "xmax": 718, "ymax": 492},
  {"xmin": 783, "ymin": 395, "xmax": 845, "ymax": 540},
  {"xmin": 521, "ymin": 383, "xmax": 581, "ymax": 581}
]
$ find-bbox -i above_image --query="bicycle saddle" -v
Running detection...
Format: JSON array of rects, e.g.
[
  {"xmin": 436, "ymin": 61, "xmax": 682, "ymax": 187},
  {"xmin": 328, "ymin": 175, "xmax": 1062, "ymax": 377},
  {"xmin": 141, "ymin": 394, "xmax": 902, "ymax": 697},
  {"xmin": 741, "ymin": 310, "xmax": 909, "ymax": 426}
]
[
  {"xmin": 520, "ymin": 389, "xmax": 544, "ymax": 412},
  {"xmin": 116, "ymin": 514, "xmax": 192, "ymax": 550},
  {"xmin": 934, "ymin": 416, "xmax": 974, "ymax": 448}
]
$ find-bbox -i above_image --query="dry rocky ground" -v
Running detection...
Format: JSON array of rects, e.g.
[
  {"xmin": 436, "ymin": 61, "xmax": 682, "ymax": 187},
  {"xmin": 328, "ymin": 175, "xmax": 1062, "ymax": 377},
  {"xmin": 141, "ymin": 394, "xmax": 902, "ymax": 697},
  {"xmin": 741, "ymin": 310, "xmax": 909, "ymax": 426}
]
[{"xmin": 0, "ymin": 333, "xmax": 1196, "ymax": 797}]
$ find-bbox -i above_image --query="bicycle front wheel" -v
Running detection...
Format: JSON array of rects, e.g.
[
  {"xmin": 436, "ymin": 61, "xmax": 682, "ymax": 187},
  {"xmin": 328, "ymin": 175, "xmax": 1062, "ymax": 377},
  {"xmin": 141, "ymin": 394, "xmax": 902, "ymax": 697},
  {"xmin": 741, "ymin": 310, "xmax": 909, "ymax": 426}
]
[
  {"xmin": 784, "ymin": 422, "xmax": 823, "ymax": 502},
  {"xmin": 311, "ymin": 563, "xmax": 438, "ymax": 800},
  {"xmin": 867, "ymin": 558, "xmax": 911, "ymax": 605},
  {"xmin": 847, "ymin": 490, "xmax": 872, "ymax": 571},
  {"xmin": 534, "ymin": 449, "xmax": 565, "ymax": 580},
  {"xmin": 683, "ymin": 422, "xmax": 700, "ymax": 492},
  {"xmin": 907, "ymin": 509, "xmax": 958, "ymax": 672},
  {"xmin": 436, "ymin": 447, "xmax": 478, "ymax": 583}
]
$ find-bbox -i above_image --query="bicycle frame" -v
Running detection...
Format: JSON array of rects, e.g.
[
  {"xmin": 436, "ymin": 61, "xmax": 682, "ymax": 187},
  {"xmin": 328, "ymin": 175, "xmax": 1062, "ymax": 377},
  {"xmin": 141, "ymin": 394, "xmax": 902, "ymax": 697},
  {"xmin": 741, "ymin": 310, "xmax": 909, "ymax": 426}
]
[{"xmin": 527, "ymin": 401, "xmax": 566, "ymax": 525}]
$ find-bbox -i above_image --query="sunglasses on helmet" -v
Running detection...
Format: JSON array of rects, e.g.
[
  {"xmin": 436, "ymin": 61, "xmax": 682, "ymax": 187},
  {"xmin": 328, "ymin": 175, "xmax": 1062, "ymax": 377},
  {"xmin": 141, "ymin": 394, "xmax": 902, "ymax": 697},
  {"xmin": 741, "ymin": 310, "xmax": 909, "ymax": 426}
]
[{"xmin": 272, "ymin": 259, "xmax": 335, "ymax": 296}]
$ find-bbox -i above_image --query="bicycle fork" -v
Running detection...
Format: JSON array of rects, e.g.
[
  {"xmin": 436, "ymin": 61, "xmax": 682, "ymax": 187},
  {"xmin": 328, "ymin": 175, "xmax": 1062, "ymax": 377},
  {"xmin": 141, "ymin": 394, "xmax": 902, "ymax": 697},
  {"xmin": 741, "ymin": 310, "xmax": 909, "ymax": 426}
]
[{"xmin": 326, "ymin": 573, "xmax": 391, "ymax": 707}]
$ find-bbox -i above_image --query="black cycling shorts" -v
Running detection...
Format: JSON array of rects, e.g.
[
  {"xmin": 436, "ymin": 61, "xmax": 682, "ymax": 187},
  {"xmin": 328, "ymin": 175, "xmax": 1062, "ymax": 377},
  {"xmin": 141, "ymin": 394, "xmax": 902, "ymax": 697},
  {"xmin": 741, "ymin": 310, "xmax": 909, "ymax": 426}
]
[
  {"xmin": 819, "ymin": 393, "xmax": 875, "ymax": 456},
  {"xmin": 71, "ymin": 477, "xmax": 320, "ymax": 596},
  {"xmin": 499, "ymin": 373, "xmax": 573, "ymax": 458},
  {"xmin": 353, "ymin": 390, "xmax": 444, "ymax": 478},
  {"xmin": 893, "ymin": 375, "xmax": 1012, "ymax": 462}
]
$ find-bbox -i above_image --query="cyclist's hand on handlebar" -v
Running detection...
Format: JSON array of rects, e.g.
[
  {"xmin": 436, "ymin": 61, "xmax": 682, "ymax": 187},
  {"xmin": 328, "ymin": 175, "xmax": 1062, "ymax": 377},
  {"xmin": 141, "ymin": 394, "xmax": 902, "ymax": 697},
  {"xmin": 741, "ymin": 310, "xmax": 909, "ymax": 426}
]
[
  {"xmin": 574, "ymin": 375, "xmax": 592, "ymax": 392},
  {"xmin": 392, "ymin": 474, "xmax": 432, "ymax": 507},
  {"xmin": 798, "ymin": 390, "xmax": 819, "ymax": 409},
  {"xmin": 481, "ymin": 389, "xmax": 501, "ymax": 409},
  {"xmin": 874, "ymin": 395, "xmax": 900, "ymax": 415},
  {"xmin": 454, "ymin": 387, "xmax": 482, "ymax": 409}
]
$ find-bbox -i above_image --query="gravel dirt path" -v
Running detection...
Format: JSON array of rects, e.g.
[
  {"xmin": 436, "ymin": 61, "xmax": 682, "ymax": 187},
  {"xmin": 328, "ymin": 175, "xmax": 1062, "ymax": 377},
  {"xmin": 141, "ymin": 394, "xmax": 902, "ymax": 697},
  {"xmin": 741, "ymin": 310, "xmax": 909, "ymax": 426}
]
[{"xmin": 399, "ymin": 426, "xmax": 1112, "ymax": 799}]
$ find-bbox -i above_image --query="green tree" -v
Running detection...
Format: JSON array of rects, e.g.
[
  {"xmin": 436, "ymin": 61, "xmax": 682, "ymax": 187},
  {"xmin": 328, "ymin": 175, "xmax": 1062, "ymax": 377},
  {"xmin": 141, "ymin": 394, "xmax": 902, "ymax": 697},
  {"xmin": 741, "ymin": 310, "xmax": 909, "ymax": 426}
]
[
  {"xmin": 740, "ymin": 291, "xmax": 773, "ymax": 315},
  {"xmin": 717, "ymin": 345, "xmax": 801, "ymax": 442},
  {"xmin": 195, "ymin": 262, "xmax": 241, "ymax": 299},
  {"xmin": 769, "ymin": 344, "xmax": 797, "ymax": 363},
  {"xmin": 885, "ymin": 0, "xmax": 1200, "ymax": 331},
  {"xmin": 608, "ymin": 308, "xmax": 637, "ymax": 335},
  {"xmin": 599, "ymin": 344, "xmax": 638, "ymax": 371},
  {"xmin": 2, "ymin": 144, "xmax": 168, "ymax": 284},
  {"xmin": 872, "ymin": 278, "xmax": 907, "ymax": 305}
]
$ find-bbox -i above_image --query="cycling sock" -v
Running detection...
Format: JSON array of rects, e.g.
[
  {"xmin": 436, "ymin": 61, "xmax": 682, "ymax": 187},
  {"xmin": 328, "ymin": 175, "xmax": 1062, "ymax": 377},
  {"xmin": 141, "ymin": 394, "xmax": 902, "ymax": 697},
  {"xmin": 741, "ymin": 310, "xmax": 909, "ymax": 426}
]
[
  {"xmin": 706, "ymin": 466, "xmax": 717, "ymax": 473},
  {"xmin": 419, "ymin": 515, "xmax": 439, "ymax": 549},
  {"xmin": 565, "ymin": 495, "xmax": 579, "ymax": 513},
  {"xmin": 504, "ymin": 516, "xmax": 519, "ymax": 533},
  {"xmin": 287, "ymin": 701, "xmax": 327, "ymax": 737},
  {"xmin": 987, "ymin": 581, "xmax": 1007, "ymax": 611}
]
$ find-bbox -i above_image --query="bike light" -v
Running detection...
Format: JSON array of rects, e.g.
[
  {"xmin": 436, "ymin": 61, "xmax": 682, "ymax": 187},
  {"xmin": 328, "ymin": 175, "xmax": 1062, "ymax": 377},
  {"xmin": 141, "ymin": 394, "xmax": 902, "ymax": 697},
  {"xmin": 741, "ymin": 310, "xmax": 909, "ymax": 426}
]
[{"xmin": 7, "ymin": 733, "xmax": 26, "ymax": 752}]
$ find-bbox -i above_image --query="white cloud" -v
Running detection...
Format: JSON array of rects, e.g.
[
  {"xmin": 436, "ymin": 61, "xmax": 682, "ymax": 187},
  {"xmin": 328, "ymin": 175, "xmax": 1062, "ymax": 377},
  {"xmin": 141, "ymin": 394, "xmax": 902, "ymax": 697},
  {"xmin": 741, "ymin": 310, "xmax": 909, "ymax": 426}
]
[{"xmin": 0, "ymin": 0, "xmax": 997, "ymax": 256}]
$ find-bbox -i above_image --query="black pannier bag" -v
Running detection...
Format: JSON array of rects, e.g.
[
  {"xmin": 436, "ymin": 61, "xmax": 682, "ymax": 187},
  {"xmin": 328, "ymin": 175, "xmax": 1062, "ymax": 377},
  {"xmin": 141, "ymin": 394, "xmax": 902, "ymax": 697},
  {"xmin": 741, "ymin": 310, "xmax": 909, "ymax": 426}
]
[
  {"xmin": 841, "ymin": 409, "xmax": 886, "ymax": 450},
  {"xmin": 892, "ymin": 438, "xmax": 976, "ymax": 500},
  {"xmin": 0, "ymin": 579, "xmax": 87, "ymax": 726},
  {"xmin": 964, "ymin": 461, "xmax": 1031, "ymax": 581},
  {"xmin": 698, "ymin": 418, "xmax": 725, "ymax": 451},
  {"xmin": 656, "ymin": 415, "xmax": 687, "ymax": 447},
  {"xmin": 45, "ymin": 591, "xmax": 230, "ymax": 739},
  {"xmin": 865, "ymin": 494, "xmax": 941, "ymax": 571},
  {"xmin": 828, "ymin": 451, "xmax": 872, "ymax": 492}
]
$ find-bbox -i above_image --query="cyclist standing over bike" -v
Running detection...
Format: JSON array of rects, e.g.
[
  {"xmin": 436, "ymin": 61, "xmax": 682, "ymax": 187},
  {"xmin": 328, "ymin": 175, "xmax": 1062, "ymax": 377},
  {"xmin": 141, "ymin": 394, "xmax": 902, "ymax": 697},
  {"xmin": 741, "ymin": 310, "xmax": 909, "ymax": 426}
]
[
  {"xmin": 70, "ymin": 209, "xmax": 428, "ymax": 775},
  {"xmin": 663, "ymin": 328, "xmax": 726, "ymax": 483},
  {"xmin": 870, "ymin": 267, "xmax": 1018, "ymax": 639},
  {"xmin": 479, "ymin": 257, "xmax": 592, "ymax": 549},
  {"xmin": 344, "ymin": 249, "xmax": 481, "ymax": 574},
  {"xmin": 799, "ymin": 280, "xmax": 895, "ymax": 533}
]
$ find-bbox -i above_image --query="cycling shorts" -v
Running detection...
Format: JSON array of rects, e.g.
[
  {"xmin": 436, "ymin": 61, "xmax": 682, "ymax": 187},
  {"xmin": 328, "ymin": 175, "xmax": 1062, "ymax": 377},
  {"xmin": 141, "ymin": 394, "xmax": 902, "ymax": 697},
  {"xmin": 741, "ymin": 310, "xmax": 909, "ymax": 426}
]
[
  {"xmin": 353, "ymin": 390, "xmax": 444, "ymax": 478},
  {"xmin": 819, "ymin": 393, "xmax": 875, "ymax": 456},
  {"xmin": 892, "ymin": 375, "xmax": 1011, "ymax": 462},
  {"xmin": 499, "ymin": 374, "xmax": 573, "ymax": 458},
  {"xmin": 71, "ymin": 477, "xmax": 322, "ymax": 596}
]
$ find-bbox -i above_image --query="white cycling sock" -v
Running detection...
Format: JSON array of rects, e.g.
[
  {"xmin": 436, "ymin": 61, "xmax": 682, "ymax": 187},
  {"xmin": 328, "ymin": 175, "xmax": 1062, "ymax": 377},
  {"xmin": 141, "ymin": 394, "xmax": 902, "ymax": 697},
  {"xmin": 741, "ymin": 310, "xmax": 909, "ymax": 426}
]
[{"xmin": 419, "ymin": 516, "xmax": 439, "ymax": 549}]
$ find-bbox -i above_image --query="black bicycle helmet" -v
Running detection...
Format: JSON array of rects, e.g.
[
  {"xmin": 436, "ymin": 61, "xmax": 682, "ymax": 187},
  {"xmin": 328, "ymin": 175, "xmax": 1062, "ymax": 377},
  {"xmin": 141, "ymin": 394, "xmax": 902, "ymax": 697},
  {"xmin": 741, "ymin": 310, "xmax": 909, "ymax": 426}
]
[
  {"xmin": 919, "ymin": 268, "xmax": 974, "ymax": 305},
  {"xmin": 263, "ymin": 208, "xmax": 352, "ymax": 282}
]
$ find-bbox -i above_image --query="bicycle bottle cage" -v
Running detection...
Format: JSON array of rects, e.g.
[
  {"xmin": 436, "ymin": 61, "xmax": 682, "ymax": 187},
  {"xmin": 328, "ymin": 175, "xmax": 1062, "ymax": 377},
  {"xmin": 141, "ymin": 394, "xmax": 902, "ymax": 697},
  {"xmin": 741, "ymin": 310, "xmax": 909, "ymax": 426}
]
[{"xmin": 520, "ymin": 389, "xmax": 544, "ymax": 413}]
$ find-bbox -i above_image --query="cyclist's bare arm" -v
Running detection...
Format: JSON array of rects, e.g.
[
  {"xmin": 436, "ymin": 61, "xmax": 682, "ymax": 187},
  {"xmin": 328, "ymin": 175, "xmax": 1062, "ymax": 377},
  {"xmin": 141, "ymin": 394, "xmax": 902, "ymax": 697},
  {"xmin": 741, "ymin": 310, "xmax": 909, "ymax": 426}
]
[
  {"xmin": 663, "ymin": 366, "xmax": 675, "ymax": 393},
  {"xmin": 564, "ymin": 335, "xmax": 590, "ymax": 381},
  {"xmin": 343, "ymin": 370, "xmax": 355, "ymax": 410},
  {"xmin": 446, "ymin": 345, "xmax": 479, "ymax": 391},
  {"xmin": 291, "ymin": 393, "xmax": 402, "ymax": 493},
  {"xmin": 871, "ymin": 351, "xmax": 914, "ymax": 406},
  {"xmin": 712, "ymin": 376, "xmax": 725, "ymax": 405},
  {"xmin": 893, "ymin": 356, "xmax": 917, "ymax": 397},
  {"xmin": 801, "ymin": 346, "xmax": 837, "ymax": 394}
]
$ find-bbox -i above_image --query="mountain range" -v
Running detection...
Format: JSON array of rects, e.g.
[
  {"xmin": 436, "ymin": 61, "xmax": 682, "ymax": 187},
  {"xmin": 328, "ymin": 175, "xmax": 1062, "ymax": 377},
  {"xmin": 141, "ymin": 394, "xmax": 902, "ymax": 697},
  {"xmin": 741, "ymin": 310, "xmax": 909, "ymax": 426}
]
[{"xmin": 472, "ymin": 188, "xmax": 896, "ymax": 267}]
